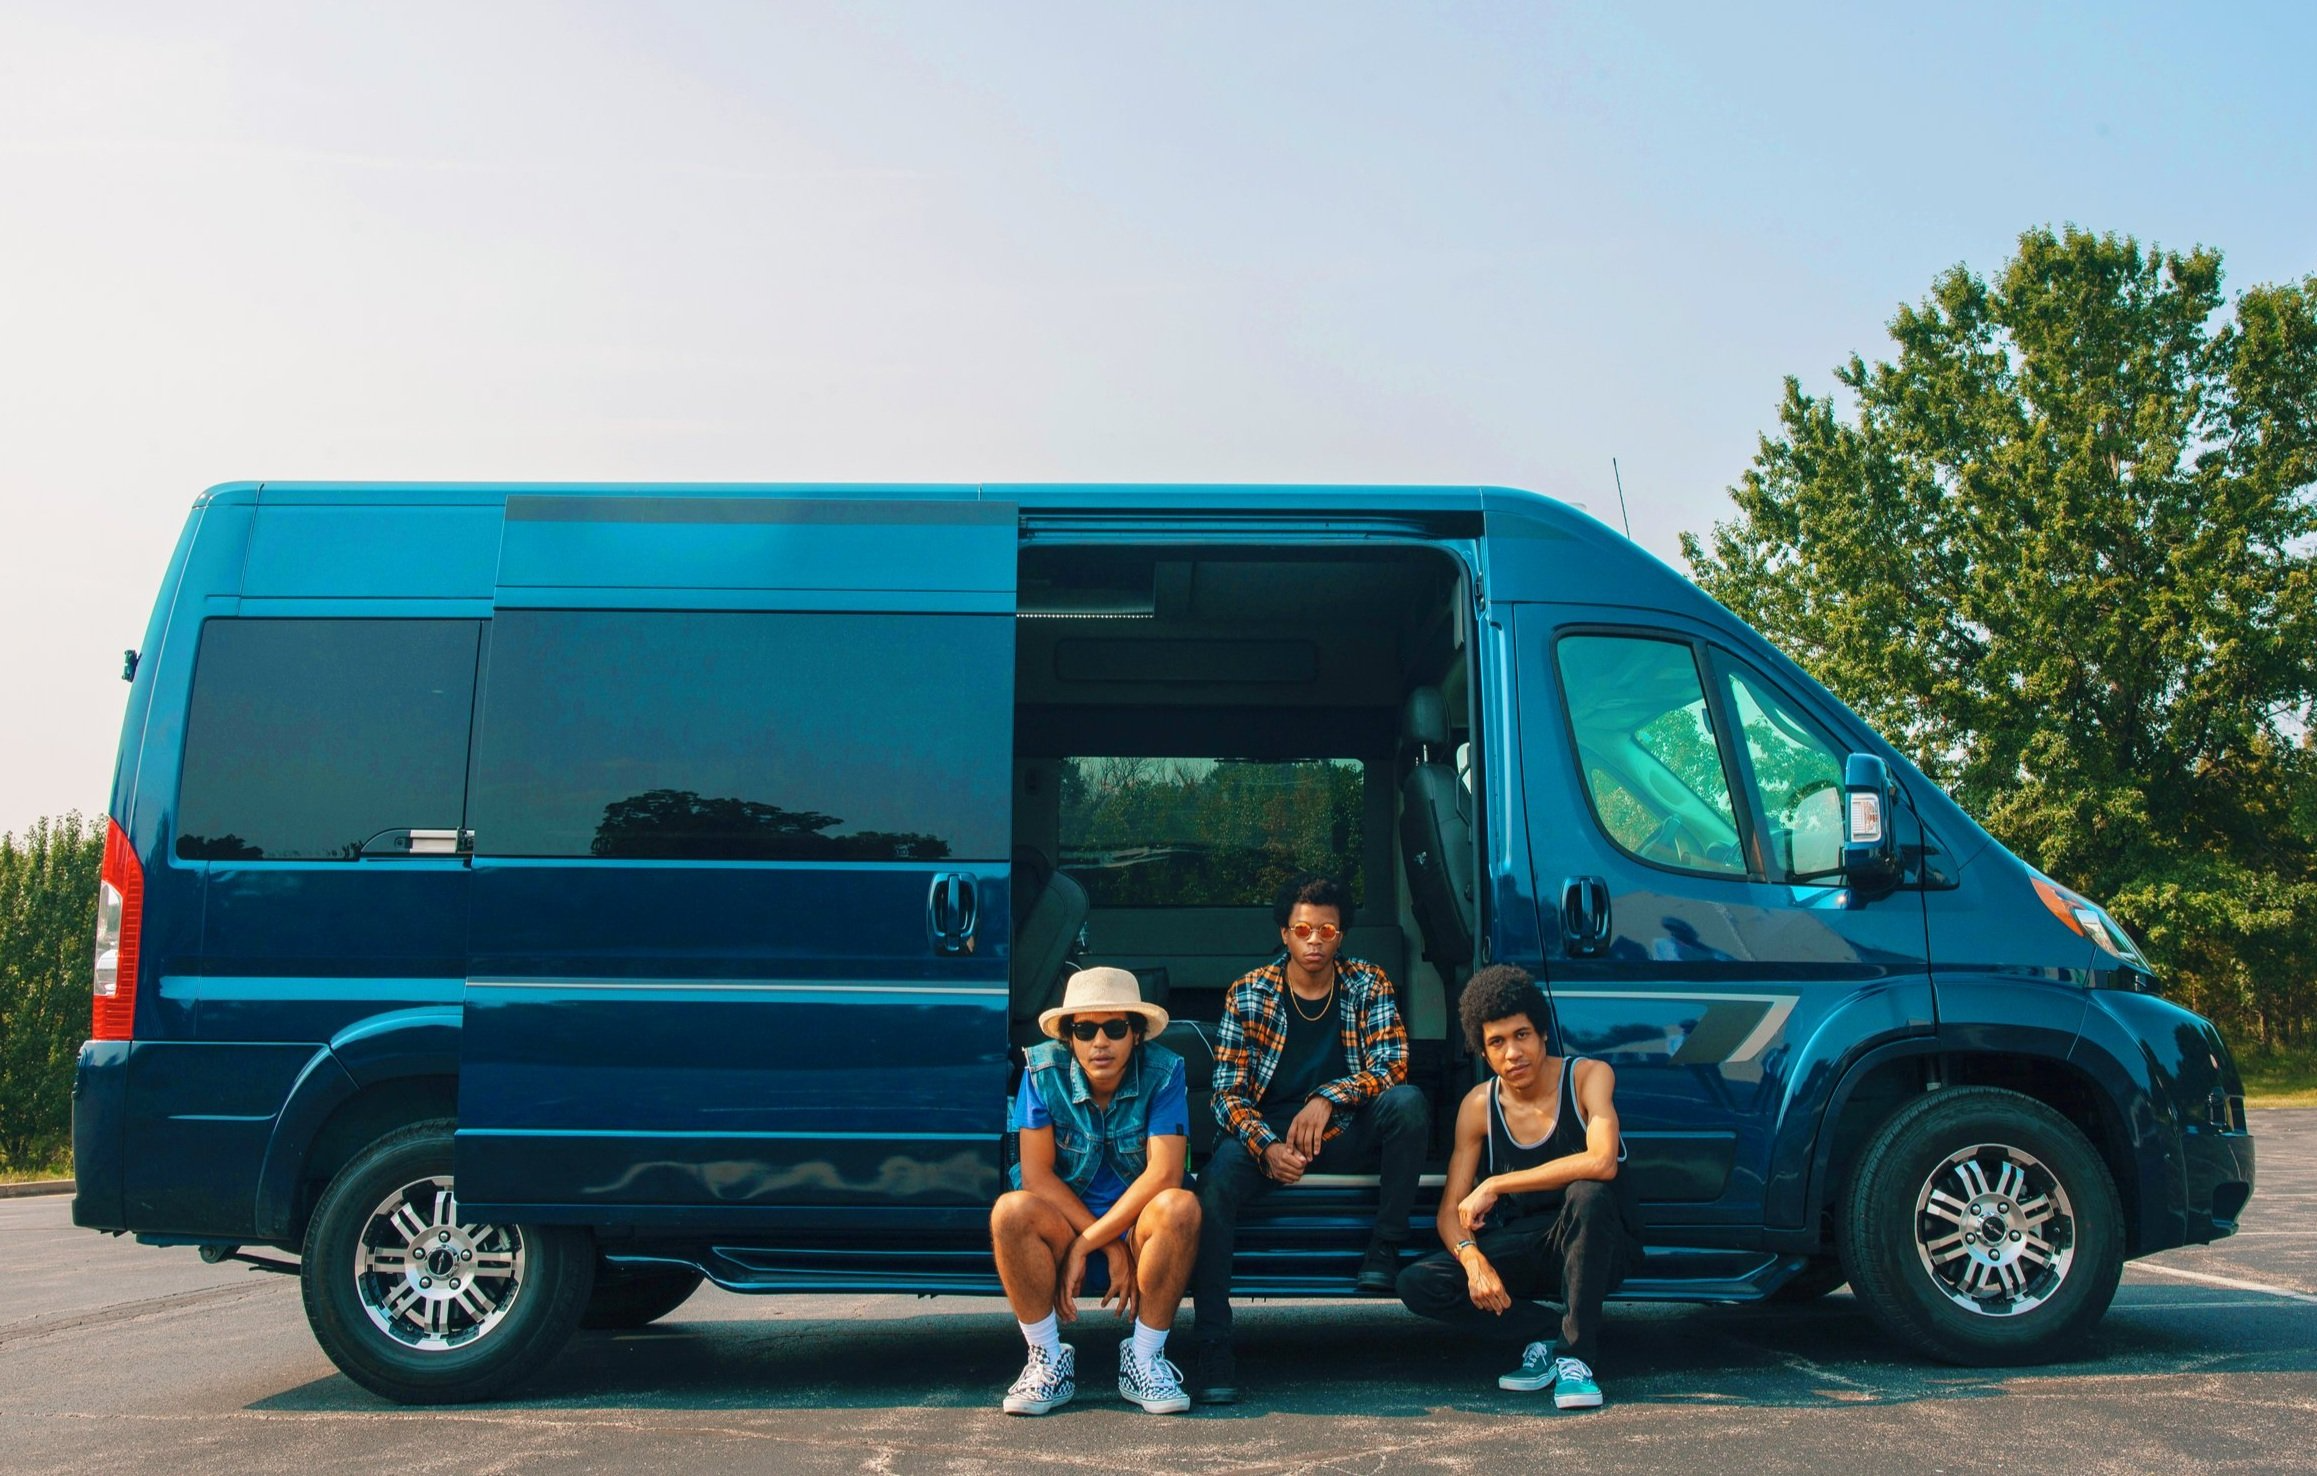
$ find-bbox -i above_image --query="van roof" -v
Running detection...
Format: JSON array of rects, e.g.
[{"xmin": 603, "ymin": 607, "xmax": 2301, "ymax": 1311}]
[{"xmin": 199, "ymin": 479, "xmax": 1524, "ymax": 516}]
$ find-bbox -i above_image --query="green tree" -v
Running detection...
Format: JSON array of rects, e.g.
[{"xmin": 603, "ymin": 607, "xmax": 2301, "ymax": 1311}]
[
  {"xmin": 0, "ymin": 813, "xmax": 104, "ymax": 1171},
  {"xmin": 1683, "ymin": 226, "xmax": 2317, "ymax": 1044}
]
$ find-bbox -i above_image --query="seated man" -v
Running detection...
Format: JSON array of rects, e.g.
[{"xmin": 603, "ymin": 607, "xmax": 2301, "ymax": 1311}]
[
  {"xmin": 989, "ymin": 966, "xmax": 1202, "ymax": 1416},
  {"xmin": 1396, "ymin": 964, "xmax": 1644, "ymax": 1410},
  {"xmin": 1191, "ymin": 872, "xmax": 1430, "ymax": 1404}
]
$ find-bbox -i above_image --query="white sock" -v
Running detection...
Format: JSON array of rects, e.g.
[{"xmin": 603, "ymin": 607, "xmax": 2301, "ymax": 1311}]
[
  {"xmin": 1019, "ymin": 1312, "xmax": 1061, "ymax": 1359},
  {"xmin": 1131, "ymin": 1319, "xmax": 1168, "ymax": 1361}
]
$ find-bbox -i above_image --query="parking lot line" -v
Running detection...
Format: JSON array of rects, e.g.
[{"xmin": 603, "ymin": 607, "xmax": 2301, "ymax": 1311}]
[{"xmin": 2127, "ymin": 1263, "xmax": 2317, "ymax": 1302}]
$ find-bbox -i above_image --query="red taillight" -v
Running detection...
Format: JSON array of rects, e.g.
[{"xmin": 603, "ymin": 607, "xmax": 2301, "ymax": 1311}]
[{"xmin": 92, "ymin": 817, "xmax": 143, "ymax": 1040}]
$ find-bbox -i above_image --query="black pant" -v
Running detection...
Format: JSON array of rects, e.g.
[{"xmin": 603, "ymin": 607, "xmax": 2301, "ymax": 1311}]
[
  {"xmin": 1192, "ymin": 1083, "xmax": 1431, "ymax": 1348},
  {"xmin": 1394, "ymin": 1178, "xmax": 1637, "ymax": 1367}
]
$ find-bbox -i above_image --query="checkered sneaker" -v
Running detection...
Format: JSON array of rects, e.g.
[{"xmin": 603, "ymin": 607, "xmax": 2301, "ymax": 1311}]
[{"xmin": 1002, "ymin": 1342, "xmax": 1076, "ymax": 1416}]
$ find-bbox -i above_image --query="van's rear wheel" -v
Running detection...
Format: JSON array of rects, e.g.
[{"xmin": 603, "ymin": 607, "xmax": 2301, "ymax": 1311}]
[
  {"xmin": 581, "ymin": 1264, "xmax": 706, "ymax": 1330},
  {"xmin": 1838, "ymin": 1087, "xmax": 2121, "ymax": 1365},
  {"xmin": 300, "ymin": 1119, "xmax": 593, "ymax": 1403}
]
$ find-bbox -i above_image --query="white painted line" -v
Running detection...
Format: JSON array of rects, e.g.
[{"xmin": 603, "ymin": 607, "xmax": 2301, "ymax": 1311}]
[{"xmin": 2127, "ymin": 1262, "xmax": 2317, "ymax": 1304}]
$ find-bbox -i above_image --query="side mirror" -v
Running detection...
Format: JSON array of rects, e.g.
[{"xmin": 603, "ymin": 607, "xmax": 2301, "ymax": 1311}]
[{"xmin": 1841, "ymin": 753, "xmax": 1901, "ymax": 901}]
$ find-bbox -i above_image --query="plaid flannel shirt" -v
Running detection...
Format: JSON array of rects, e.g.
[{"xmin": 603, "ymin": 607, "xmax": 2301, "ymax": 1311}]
[{"xmin": 1210, "ymin": 954, "xmax": 1409, "ymax": 1162}]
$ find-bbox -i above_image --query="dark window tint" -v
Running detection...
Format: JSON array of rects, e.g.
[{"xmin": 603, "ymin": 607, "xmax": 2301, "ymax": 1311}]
[
  {"xmin": 177, "ymin": 619, "xmax": 481, "ymax": 861},
  {"xmin": 1556, "ymin": 634, "xmax": 1748, "ymax": 877},
  {"xmin": 473, "ymin": 611, "xmax": 1009, "ymax": 861},
  {"xmin": 1057, "ymin": 757, "xmax": 1365, "ymax": 907}
]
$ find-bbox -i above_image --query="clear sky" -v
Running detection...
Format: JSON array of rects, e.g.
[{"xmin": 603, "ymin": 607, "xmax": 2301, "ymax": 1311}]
[{"xmin": 2, "ymin": 1, "xmax": 2311, "ymax": 836}]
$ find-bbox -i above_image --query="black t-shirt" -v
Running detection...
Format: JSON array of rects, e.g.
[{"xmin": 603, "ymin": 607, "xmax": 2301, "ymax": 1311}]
[{"xmin": 1262, "ymin": 986, "xmax": 1348, "ymax": 1112}]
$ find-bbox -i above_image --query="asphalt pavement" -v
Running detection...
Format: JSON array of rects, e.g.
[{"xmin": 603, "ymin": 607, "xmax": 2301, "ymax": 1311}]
[{"xmin": 4, "ymin": 1111, "xmax": 2311, "ymax": 1475}]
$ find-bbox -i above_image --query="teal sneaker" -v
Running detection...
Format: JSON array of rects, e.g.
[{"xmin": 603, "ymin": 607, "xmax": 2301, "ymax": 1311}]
[
  {"xmin": 1552, "ymin": 1356, "xmax": 1603, "ymax": 1410},
  {"xmin": 1497, "ymin": 1340, "xmax": 1558, "ymax": 1391}
]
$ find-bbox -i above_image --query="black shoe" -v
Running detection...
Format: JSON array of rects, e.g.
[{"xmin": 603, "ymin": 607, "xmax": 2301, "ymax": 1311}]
[
  {"xmin": 1356, "ymin": 1238, "xmax": 1404, "ymax": 1295},
  {"xmin": 1191, "ymin": 1346, "xmax": 1238, "ymax": 1405}
]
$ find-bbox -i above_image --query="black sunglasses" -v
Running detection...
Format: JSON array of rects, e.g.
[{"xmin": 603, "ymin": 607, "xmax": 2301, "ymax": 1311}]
[{"xmin": 1066, "ymin": 1019, "xmax": 1134, "ymax": 1042}]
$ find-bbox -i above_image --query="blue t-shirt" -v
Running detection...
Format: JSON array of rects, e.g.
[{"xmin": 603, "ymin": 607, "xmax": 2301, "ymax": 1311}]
[{"xmin": 1015, "ymin": 1054, "xmax": 1190, "ymax": 1214}]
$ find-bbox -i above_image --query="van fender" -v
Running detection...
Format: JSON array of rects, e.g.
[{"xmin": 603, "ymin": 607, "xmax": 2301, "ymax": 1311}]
[
  {"xmin": 2066, "ymin": 993, "xmax": 2195, "ymax": 1255},
  {"xmin": 1758, "ymin": 979, "xmax": 1938, "ymax": 1230},
  {"xmin": 251, "ymin": 1009, "xmax": 462, "ymax": 1240}
]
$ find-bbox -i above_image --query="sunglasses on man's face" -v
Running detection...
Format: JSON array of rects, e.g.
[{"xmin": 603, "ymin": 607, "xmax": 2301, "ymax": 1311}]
[
  {"xmin": 1066, "ymin": 1019, "xmax": 1133, "ymax": 1042},
  {"xmin": 1287, "ymin": 922, "xmax": 1343, "ymax": 942}
]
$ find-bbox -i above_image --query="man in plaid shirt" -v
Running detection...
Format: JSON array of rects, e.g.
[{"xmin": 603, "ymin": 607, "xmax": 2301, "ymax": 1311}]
[{"xmin": 1188, "ymin": 873, "xmax": 1431, "ymax": 1404}]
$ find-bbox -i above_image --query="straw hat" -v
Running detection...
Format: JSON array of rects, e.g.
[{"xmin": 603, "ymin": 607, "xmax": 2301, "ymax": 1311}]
[{"xmin": 1039, "ymin": 966, "xmax": 1170, "ymax": 1040}]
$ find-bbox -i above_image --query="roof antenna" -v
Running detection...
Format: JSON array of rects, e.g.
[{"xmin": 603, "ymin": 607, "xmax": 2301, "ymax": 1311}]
[{"xmin": 1612, "ymin": 457, "xmax": 1633, "ymax": 539}]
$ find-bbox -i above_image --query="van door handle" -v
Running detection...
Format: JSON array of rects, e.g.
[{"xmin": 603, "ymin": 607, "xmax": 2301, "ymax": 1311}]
[
  {"xmin": 928, "ymin": 872, "xmax": 979, "ymax": 956},
  {"xmin": 1561, "ymin": 875, "xmax": 1611, "ymax": 957}
]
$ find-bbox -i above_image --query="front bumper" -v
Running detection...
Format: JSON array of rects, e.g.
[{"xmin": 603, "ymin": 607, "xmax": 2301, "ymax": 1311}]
[{"xmin": 2179, "ymin": 1122, "xmax": 2255, "ymax": 1243}]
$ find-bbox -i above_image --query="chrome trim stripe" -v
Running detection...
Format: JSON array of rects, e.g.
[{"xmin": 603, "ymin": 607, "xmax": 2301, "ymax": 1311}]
[{"xmin": 1547, "ymin": 989, "xmax": 1801, "ymax": 1065}]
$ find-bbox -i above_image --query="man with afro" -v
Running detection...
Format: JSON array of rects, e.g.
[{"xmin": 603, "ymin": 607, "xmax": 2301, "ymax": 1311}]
[{"xmin": 1394, "ymin": 963, "xmax": 1645, "ymax": 1410}]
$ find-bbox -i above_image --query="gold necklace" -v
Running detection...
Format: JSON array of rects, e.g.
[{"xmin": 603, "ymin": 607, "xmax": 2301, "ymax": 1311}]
[{"xmin": 1289, "ymin": 973, "xmax": 1336, "ymax": 1022}]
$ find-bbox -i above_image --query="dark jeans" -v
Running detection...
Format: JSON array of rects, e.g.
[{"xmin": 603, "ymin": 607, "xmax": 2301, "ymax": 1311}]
[
  {"xmin": 1394, "ymin": 1178, "xmax": 1638, "ymax": 1367},
  {"xmin": 1192, "ymin": 1082, "xmax": 1430, "ymax": 1349}
]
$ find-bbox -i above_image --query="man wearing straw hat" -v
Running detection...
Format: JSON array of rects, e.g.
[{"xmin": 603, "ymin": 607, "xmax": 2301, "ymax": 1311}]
[{"xmin": 989, "ymin": 965, "xmax": 1202, "ymax": 1415}]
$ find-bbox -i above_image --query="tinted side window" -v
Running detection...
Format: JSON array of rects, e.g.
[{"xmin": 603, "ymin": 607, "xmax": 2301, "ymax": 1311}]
[
  {"xmin": 472, "ymin": 610, "xmax": 1009, "ymax": 861},
  {"xmin": 1555, "ymin": 634, "xmax": 1748, "ymax": 877},
  {"xmin": 1057, "ymin": 756, "xmax": 1365, "ymax": 907},
  {"xmin": 177, "ymin": 619, "xmax": 481, "ymax": 861},
  {"xmin": 1723, "ymin": 662, "xmax": 1847, "ymax": 880}
]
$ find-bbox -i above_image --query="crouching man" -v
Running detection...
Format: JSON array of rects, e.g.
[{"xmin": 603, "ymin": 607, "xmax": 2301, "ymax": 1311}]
[
  {"xmin": 1396, "ymin": 964, "xmax": 1645, "ymax": 1410},
  {"xmin": 990, "ymin": 966, "xmax": 1202, "ymax": 1415}
]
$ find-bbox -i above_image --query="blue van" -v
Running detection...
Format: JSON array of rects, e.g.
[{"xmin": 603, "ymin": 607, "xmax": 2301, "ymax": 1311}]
[{"xmin": 76, "ymin": 482, "xmax": 2255, "ymax": 1402}]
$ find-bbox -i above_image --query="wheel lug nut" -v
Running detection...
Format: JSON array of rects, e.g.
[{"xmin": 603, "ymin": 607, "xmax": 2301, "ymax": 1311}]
[
  {"xmin": 2009, "ymin": 1230, "xmax": 2022, "ymax": 1242},
  {"xmin": 460, "ymin": 1250, "xmax": 472, "ymax": 1261},
  {"xmin": 449, "ymin": 1277, "xmax": 460, "ymax": 1289},
  {"xmin": 439, "ymin": 1231, "xmax": 451, "ymax": 1243},
  {"xmin": 419, "ymin": 1276, "xmax": 433, "ymax": 1288}
]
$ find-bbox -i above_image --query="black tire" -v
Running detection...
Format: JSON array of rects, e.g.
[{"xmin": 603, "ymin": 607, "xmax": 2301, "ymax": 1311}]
[
  {"xmin": 1837, "ymin": 1087, "xmax": 2122, "ymax": 1365},
  {"xmin": 1767, "ymin": 1256, "xmax": 1849, "ymax": 1303},
  {"xmin": 580, "ymin": 1264, "xmax": 706, "ymax": 1330},
  {"xmin": 299, "ymin": 1118, "xmax": 595, "ymax": 1404}
]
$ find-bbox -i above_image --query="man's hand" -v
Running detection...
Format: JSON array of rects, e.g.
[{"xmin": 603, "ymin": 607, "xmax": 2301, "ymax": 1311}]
[
  {"xmin": 1261, "ymin": 1141, "xmax": 1308, "ymax": 1184},
  {"xmin": 1462, "ymin": 1249, "xmax": 1511, "ymax": 1314},
  {"xmin": 1457, "ymin": 1178, "xmax": 1500, "ymax": 1234},
  {"xmin": 1286, "ymin": 1097, "xmax": 1333, "ymax": 1160},
  {"xmin": 1096, "ymin": 1239, "xmax": 1136, "ymax": 1321}
]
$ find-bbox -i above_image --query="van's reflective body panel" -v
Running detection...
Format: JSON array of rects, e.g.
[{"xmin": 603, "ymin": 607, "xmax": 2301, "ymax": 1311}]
[{"xmin": 75, "ymin": 482, "xmax": 2250, "ymax": 1320}]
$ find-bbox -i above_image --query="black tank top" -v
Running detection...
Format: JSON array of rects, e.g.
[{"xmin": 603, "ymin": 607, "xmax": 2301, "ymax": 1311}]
[{"xmin": 1485, "ymin": 1057, "xmax": 1629, "ymax": 1224}]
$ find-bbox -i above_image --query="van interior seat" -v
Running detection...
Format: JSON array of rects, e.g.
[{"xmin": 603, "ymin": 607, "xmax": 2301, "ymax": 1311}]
[
  {"xmin": 1009, "ymin": 848, "xmax": 1088, "ymax": 1048},
  {"xmin": 1398, "ymin": 685, "xmax": 1475, "ymax": 967}
]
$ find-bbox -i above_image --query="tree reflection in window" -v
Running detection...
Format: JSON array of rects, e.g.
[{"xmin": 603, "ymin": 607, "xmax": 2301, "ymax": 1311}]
[{"xmin": 590, "ymin": 788, "xmax": 951, "ymax": 862}]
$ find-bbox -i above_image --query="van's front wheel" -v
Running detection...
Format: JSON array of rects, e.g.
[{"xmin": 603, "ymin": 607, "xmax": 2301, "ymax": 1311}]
[
  {"xmin": 1839, "ymin": 1087, "xmax": 2121, "ymax": 1365},
  {"xmin": 300, "ymin": 1119, "xmax": 593, "ymax": 1403}
]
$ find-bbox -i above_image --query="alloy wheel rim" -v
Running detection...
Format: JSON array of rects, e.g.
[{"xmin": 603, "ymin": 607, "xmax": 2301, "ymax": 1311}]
[
  {"xmin": 1912, "ymin": 1141, "xmax": 2075, "ymax": 1317},
  {"xmin": 353, "ymin": 1174, "xmax": 526, "ymax": 1351}
]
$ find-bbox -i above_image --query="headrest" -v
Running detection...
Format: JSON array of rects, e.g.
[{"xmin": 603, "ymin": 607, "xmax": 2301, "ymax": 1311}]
[{"xmin": 1401, "ymin": 686, "xmax": 1450, "ymax": 749}]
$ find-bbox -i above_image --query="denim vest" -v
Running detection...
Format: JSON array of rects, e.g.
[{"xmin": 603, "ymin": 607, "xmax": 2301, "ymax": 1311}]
[{"xmin": 1008, "ymin": 1040, "xmax": 1185, "ymax": 1199}]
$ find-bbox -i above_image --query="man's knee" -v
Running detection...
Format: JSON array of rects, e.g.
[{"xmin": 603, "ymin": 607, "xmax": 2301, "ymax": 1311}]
[
  {"xmin": 1562, "ymin": 1177, "xmax": 1619, "ymax": 1229},
  {"xmin": 1394, "ymin": 1253, "xmax": 1460, "ymax": 1313},
  {"xmin": 990, "ymin": 1189, "xmax": 1048, "ymax": 1241},
  {"xmin": 1198, "ymin": 1146, "xmax": 1266, "ymax": 1210},
  {"xmin": 1143, "ymin": 1186, "xmax": 1201, "ymax": 1242},
  {"xmin": 1371, "ymin": 1083, "xmax": 1431, "ymax": 1136}
]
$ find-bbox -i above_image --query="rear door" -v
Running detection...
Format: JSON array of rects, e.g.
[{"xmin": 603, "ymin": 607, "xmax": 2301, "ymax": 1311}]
[
  {"xmin": 456, "ymin": 494, "xmax": 1017, "ymax": 1231},
  {"xmin": 1512, "ymin": 606, "xmax": 1934, "ymax": 1243}
]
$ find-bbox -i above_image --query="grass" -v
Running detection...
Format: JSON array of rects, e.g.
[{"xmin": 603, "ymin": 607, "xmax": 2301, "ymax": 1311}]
[
  {"xmin": 0, "ymin": 1152, "xmax": 72, "ymax": 1184},
  {"xmin": 2238, "ymin": 1046, "xmax": 2317, "ymax": 1109}
]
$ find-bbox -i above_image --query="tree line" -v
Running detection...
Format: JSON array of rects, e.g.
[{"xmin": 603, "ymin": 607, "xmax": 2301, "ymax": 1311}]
[
  {"xmin": 0, "ymin": 813, "xmax": 100, "ymax": 1172},
  {"xmin": 1685, "ymin": 225, "xmax": 2317, "ymax": 1048}
]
